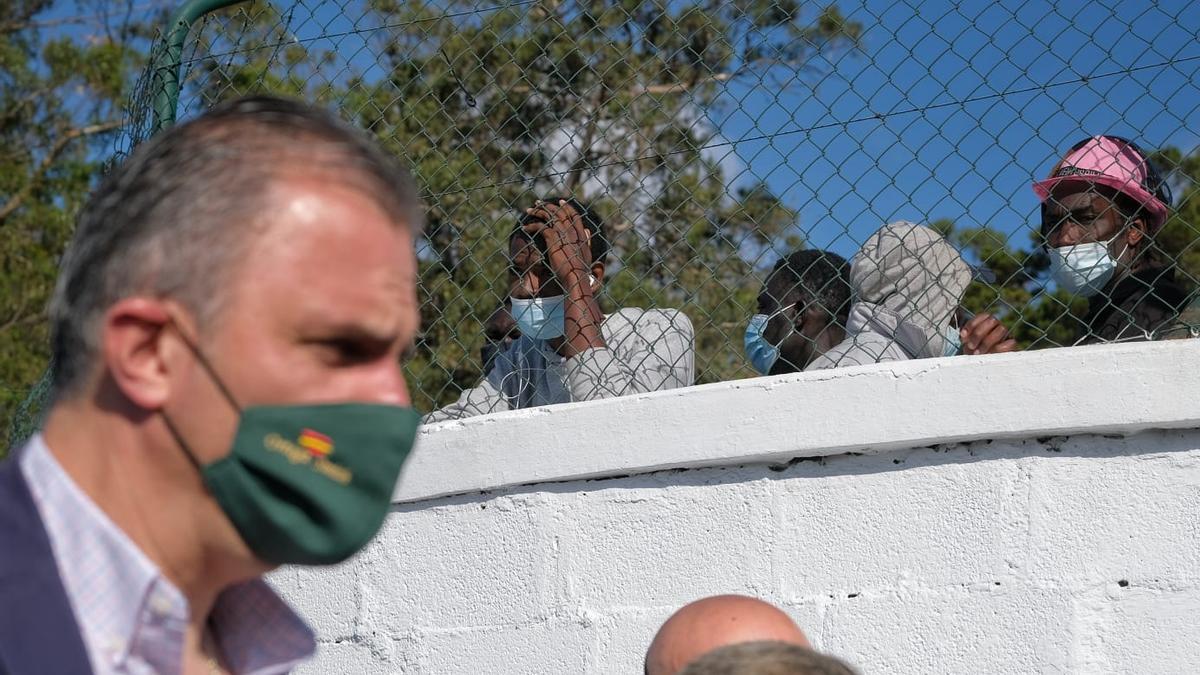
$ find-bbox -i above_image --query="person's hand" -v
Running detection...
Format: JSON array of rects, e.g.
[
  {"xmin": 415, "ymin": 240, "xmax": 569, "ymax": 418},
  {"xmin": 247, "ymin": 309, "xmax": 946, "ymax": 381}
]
[
  {"xmin": 960, "ymin": 313, "xmax": 1018, "ymax": 355},
  {"xmin": 524, "ymin": 200, "xmax": 591, "ymax": 291},
  {"xmin": 523, "ymin": 199, "xmax": 604, "ymax": 357}
]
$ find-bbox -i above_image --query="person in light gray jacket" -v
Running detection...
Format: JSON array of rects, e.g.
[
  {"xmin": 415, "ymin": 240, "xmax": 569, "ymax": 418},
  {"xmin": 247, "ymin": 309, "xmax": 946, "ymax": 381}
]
[
  {"xmin": 427, "ymin": 199, "xmax": 694, "ymax": 422},
  {"xmin": 807, "ymin": 221, "xmax": 1007, "ymax": 370}
]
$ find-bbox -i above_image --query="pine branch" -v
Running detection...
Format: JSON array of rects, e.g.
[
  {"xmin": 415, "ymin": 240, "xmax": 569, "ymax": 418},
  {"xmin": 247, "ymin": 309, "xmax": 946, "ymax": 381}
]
[
  {"xmin": 0, "ymin": 0, "xmax": 53, "ymax": 35},
  {"xmin": 0, "ymin": 120, "xmax": 120, "ymax": 226},
  {"xmin": 0, "ymin": 307, "xmax": 44, "ymax": 335}
]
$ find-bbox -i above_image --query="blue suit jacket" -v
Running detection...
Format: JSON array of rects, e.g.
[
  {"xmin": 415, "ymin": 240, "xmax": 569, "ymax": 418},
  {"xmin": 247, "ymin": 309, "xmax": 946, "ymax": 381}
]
[{"xmin": 0, "ymin": 453, "xmax": 93, "ymax": 674}]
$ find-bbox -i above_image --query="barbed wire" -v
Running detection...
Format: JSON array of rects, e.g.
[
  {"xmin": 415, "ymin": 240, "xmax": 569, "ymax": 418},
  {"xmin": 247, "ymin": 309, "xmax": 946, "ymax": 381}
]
[{"xmin": 424, "ymin": 53, "xmax": 1200, "ymax": 201}]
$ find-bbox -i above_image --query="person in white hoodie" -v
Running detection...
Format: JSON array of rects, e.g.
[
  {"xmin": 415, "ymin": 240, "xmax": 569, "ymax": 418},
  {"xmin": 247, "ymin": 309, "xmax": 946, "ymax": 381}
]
[{"xmin": 807, "ymin": 221, "xmax": 1013, "ymax": 370}]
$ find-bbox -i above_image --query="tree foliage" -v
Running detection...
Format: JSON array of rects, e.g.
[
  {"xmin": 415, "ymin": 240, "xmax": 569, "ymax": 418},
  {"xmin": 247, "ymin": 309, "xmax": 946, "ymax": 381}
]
[
  {"xmin": 172, "ymin": 0, "xmax": 860, "ymax": 409},
  {"xmin": 1150, "ymin": 147, "xmax": 1200, "ymax": 294},
  {"xmin": 1, "ymin": 0, "xmax": 151, "ymax": 447}
]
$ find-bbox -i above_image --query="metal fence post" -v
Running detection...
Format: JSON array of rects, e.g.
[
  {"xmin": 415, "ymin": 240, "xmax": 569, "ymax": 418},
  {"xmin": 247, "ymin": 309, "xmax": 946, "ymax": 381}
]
[{"xmin": 152, "ymin": 0, "xmax": 251, "ymax": 133}]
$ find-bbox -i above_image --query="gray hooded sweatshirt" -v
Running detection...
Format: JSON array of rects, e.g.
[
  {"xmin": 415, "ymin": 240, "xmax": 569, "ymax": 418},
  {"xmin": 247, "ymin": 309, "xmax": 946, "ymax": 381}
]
[{"xmin": 807, "ymin": 221, "xmax": 971, "ymax": 371}]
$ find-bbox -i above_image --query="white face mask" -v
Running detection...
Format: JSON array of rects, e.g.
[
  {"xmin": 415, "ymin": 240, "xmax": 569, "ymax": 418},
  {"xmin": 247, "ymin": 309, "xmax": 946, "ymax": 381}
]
[{"xmin": 1048, "ymin": 233, "xmax": 1127, "ymax": 298}]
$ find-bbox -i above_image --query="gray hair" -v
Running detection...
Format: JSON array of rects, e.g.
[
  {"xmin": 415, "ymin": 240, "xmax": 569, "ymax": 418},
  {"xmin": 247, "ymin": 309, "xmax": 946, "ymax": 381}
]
[
  {"xmin": 679, "ymin": 641, "xmax": 858, "ymax": 675},
  {"xmin": 50, "ymin": 95, "xmax": 422, "ymax": 395}
]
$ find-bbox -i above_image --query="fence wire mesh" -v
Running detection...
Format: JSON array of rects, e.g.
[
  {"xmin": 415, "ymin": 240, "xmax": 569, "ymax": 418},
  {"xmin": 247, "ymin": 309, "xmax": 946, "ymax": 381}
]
[{"xmin": 9, "ymin": 0, "xmax": 1200, "ymax": 434}]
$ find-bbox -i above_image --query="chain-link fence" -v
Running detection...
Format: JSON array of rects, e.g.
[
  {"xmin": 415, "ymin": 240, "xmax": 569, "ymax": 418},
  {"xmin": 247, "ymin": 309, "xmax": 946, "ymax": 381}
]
[{"xmin": 10, "ymin": 0, "xmax": 1200, "ymax": 435}]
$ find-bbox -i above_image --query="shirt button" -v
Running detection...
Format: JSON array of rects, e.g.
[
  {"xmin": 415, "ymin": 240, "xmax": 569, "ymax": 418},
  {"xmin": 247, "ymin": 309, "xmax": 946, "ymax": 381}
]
[
  {"xmin": 149, "ymin": 591, "xmax": 174, "ymax": 617},
  {"xmin": 106, "ymin": 635, "xmax": 126, "ymax": 661}
]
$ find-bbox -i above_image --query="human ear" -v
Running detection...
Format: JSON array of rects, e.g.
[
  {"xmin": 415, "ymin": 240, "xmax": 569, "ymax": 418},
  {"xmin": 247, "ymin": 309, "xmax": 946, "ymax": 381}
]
[
  {"xmin": 590, "ymin": 262, "xmax": 605, "ymax": 289},
  {"xmin": 1125, "ymin": 219, "xmax": 1146, "ymax": 248},
  {"xmin": 795, "ymin": 301, "xmax": 821, "ymax": 333},
  {"xmin": 101, "ymin": 298, "xmax": 183, "ymax": 411}
]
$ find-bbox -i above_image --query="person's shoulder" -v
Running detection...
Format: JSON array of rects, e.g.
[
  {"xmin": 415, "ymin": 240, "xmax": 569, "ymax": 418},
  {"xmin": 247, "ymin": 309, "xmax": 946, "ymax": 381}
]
[
  {"xmin": 1176, "ymin": 286, "xmax": 1200, "ymax": 313},
  {"xmin": 0, "ymin": 451, "xmax": 33, "ymax": 519},
  {"xmin": 606, "ymin": 307, "xmax": 694, "ymax": 335},
  {"xmin": 805, "ymin": 336, "xmax": 857, "ymax": 371},
  {"xmin": 1159, "ymin": 291, "xmax": 1200, "ymax": 340},
  {"xmin": 806, "ymin": 333, "xmax": 894, "ymax": 371}
]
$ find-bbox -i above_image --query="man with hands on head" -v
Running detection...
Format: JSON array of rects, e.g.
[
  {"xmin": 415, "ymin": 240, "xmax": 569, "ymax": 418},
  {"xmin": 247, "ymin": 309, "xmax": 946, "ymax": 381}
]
[
  {"xmin": 427, "ymin": 198, "xmax": 694, "ymax": 421},
  {"xmin": 520, "ymin": 198, "xmax": 607, "ymax": 361}
]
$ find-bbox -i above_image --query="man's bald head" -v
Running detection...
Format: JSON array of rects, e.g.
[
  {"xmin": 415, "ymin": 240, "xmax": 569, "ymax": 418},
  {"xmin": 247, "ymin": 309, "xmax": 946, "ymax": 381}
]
[{"xmin": 646, "ymin": 595, "xmax": 811, "ymax": 675}]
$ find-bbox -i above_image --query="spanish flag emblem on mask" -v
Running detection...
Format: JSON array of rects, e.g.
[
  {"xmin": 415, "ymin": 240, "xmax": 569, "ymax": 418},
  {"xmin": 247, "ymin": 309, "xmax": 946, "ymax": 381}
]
[{"xmin": 298, "ymin": 428, "xmax": 334, "ymax": 457}]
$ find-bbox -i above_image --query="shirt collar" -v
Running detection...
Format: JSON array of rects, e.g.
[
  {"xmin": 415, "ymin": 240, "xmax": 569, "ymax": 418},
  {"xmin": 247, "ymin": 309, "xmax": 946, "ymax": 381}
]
[
  {"xmin": 210, "ymin": 579, "xmax": 316, "ymax": 675},
  {"xmin": 19, "ymin": 434, "xmax": 315, "ymax": 674}
]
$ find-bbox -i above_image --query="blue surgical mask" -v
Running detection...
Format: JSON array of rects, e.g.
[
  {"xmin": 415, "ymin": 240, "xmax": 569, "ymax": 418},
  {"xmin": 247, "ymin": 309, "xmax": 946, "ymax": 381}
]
[
  {"xmin": 745, "ymin": 309, "xmax": 794, "ymax": 375},
  {"xmin": 942, "ymin": 324, "xmax": 962, "ymax": 357},
  {"xmin": 1049, "ymin": 234, "xmax": 1126, "ymax": 298},
  {"xmin": 508, "ymin": 275, "xmax": 597, "ymax": 341},
  {"xmin": 510, "ymin": 295, "xmax": 565, "ymax": 340}
]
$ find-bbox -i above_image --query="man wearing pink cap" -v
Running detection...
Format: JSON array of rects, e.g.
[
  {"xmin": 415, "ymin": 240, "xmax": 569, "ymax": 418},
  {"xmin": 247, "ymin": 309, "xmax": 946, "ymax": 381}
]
[{"xmin": 1034, "ymin": 134, "xmax": 1197, "ymax": 343}]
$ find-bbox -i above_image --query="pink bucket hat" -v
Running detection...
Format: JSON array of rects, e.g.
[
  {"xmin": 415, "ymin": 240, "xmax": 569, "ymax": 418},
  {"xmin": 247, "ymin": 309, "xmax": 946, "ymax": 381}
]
[{"xmin": 1032, "ymin": 135, "xmax": 1170, "ymax": 228}]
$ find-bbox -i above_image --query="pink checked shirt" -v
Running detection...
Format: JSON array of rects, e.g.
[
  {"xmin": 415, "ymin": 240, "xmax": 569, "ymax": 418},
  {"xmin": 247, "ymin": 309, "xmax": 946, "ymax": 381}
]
[{"xmin": 19, "ymin": 435, "xmax": 316, "ymax": 674}]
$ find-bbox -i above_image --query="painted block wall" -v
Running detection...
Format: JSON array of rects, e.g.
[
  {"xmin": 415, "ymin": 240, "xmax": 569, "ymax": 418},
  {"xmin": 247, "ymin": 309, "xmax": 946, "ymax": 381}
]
[{"xmin": 271, "ymin": 341, "xmax": 1200, "ymax": 674}]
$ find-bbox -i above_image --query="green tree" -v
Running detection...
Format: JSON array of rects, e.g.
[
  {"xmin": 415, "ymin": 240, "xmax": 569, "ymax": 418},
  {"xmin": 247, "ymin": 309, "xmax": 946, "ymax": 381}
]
[
  {"xmin": 352, "ymin": 0, "xmax": 859, "ymax": 401},
  {"xmin": 1, "ymin": 0, "xmax": 149, "ymax": 450}
]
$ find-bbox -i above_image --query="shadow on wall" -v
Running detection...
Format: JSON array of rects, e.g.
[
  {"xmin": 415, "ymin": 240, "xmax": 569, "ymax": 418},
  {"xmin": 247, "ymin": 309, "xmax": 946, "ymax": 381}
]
[{"xmin": 391, "ymin": 427, "xmax": 1199, "ymax": 514}]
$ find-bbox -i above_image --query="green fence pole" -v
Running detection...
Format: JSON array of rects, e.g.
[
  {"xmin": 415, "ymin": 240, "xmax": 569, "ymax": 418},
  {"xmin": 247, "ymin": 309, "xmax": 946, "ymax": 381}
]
[
  {"xmin": 6, "ymin": 0, "xmax": 252, "ymax": 450},
  {"xmin": 152, "ymin": 0, "xmax": 251, "ymax": 133}
]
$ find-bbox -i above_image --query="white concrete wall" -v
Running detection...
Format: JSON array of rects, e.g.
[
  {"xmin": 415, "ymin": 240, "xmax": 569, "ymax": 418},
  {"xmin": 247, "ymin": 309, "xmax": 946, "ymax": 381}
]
[{"xmin": 272, "ymin": 341, "xmax": 1200, "ymax": 674}]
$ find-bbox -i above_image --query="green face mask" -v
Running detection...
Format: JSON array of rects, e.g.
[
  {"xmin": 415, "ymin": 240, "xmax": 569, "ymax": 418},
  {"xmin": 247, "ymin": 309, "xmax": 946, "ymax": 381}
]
[{"xmin": 166, "ymin": 328, "xmax": 420, "ymax": 566}]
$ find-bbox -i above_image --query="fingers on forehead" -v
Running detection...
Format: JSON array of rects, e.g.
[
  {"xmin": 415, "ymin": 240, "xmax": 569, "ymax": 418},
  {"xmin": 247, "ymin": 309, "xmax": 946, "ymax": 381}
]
[{"xmin": 525, "ymin": 206, "xmax": 553, "ymax": 223}]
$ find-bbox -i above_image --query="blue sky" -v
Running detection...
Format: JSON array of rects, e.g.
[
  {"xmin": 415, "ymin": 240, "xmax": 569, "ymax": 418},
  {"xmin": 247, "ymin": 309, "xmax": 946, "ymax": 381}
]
[
  {"xmin": 708, "ymin": 0, "xmax": 1200, "ymax": 263},
  {"xmin": 43, "ymin": 0, "xmax": 1200, "ymax": 267}
]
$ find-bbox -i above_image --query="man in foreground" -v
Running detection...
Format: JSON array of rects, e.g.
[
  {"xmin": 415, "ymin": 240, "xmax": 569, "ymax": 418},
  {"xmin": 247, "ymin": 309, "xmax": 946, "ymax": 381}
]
[
  {"xmin": 745, "ymin": 250, "xmax": 852, "ymax": 375},
  {"xmin": 0, "ymin": 96, "xmax": 423, "ymax": 674},
  {"xmin": 646, "ymin": 595, "xmax": 814, "ymax": 675},
  {"xmin": 428, "ymin": 199, "xmax": 694, "ymax": 421}
]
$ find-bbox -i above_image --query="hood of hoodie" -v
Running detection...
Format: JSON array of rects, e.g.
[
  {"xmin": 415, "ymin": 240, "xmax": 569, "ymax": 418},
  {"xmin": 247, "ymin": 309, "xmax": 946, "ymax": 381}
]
[{"xmin": 848, "ymin": 221, "xmax": 972, "ymax": 358}]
